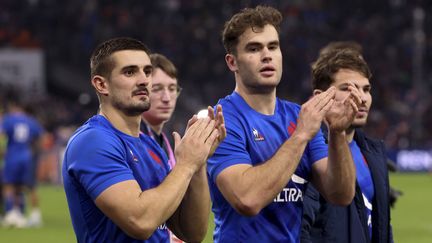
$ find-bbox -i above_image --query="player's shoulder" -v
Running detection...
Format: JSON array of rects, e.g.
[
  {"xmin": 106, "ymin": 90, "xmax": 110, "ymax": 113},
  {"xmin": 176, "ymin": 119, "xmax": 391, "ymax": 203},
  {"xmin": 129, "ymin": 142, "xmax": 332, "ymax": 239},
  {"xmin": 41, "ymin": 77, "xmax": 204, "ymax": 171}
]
[
  {"xmin": 277, "ymin": 98, "xmax": 301, "ymax": 115},
  {"xmin": 67, "ymin": 116, "xmax": 121, "ymax": 149},
  {"xmin": 215, "ymin": 93, "xmax": 243, "ymax": 117},
  {"xmin": 216, "ymin": 93, "xmax": 237, "ymax": 108},
  {"xmin": 278, "ymin": 98, "xmax": 301, "ymax": 109}
]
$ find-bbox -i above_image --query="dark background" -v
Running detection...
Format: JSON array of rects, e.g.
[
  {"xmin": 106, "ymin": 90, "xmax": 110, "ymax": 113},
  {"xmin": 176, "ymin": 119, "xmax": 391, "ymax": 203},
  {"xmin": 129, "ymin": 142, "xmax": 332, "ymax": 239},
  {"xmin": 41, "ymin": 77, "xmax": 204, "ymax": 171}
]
[{"xmin": 1, "ymin": 0, "xmax": 431, "ymax": 153}]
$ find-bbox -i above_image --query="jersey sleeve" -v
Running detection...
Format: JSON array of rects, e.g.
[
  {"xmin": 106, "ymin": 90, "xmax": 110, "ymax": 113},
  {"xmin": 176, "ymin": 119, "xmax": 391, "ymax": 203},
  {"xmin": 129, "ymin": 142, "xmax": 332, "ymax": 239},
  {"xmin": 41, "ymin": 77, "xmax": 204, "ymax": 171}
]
[
  {"xmin": 207, "ymin": 107, "xmax": 252, "ymax": 184},
  {"xmin": 306, "ymin": 128, "xmax": 328, "ymax": 165},
  {"xmin": 64, "ymin": 129, "xmax": 135, "ymax": 200},
  {"xmin": 289, "ymin": 102, "xmax": 328, "ymax": 168}
]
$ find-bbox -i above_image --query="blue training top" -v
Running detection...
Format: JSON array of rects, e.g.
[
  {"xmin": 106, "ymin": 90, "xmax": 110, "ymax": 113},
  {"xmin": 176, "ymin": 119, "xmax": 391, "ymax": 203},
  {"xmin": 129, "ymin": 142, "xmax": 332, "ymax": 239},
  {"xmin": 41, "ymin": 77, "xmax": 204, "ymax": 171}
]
[
  {"xmin": 350, "ymin": 140, "xmax": 375, "ymax": 239},
  {"xmin": 207, "ymin": 92, "xmax": 328, "ymax": 243},
  {"xmin": 1, "ymin": 112, "xmax": 43, "ymax": 164},
  {"xmin": 62, "ymin": 115, "xmax": 171, "ymax": 243}
]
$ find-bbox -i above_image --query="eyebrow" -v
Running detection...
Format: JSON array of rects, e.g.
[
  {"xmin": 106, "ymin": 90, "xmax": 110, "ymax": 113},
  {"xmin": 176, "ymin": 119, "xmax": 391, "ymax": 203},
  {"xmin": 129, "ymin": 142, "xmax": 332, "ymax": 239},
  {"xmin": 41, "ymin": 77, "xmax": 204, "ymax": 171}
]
[
  {"xmin": 120, "ymin": 65, "xmax": 139, "ymax": 72},
  {"xmin": 245, "ymin": 40, "xmax": 280, "ymax": 48},
  {"xmin": 120, "ymin": 64, "xmax": 153, "ymax": 72},
  {"xmin": 338, "ymin": 82, "xmax": 372, "ymax": 89},
  {"xmin": 144, "ymin": 64, "xmax": 153, "ymax": 72},
  {"xmin": 268, "ymin": 40, "xmax": 280, "ymax": 46},
  {"xmin": 245, "ymin": 42, "xmax": 263, "ymax": 48}
]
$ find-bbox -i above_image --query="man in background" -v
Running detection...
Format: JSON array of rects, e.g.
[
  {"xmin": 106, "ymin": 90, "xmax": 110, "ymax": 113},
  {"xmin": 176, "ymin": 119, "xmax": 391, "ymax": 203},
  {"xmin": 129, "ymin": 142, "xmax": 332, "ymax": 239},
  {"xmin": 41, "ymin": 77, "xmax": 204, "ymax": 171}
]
[
  {"xmin": 141, "ymin": 53, "xmax": 181, "ymax": 170},
  {"xmin": 301, "ymin": 44, "xmax": 393, "ymax": 242},
  {"xmin": 140, "ymin": 53, "xmax": 183, "ymax": 243},
  {"xmin": 1, "ymin": 98, "xmax": 43, "ymax": 228}
]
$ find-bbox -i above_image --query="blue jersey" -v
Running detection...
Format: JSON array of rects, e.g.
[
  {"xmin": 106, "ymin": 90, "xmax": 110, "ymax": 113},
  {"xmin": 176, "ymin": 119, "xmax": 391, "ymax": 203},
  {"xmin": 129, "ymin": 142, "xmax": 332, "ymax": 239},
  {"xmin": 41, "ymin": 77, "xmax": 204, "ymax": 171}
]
[
  {"xmin": 62, "ymin": 115, "xmax": 171, "ymax": 243},
  {"xmin": 1, "ymin": 112, "xmax": 42, "ymax": 164},
  {"xmin": 207, "ymin": 92, "xmax": 328, "ymax": 243},
  {"xmin": 1, "ymin": 112, "xmax": 43, "ymax": 184},
  {"xmin": 350, "ymin": 140, "xmax": 374, "ymax": 239}
]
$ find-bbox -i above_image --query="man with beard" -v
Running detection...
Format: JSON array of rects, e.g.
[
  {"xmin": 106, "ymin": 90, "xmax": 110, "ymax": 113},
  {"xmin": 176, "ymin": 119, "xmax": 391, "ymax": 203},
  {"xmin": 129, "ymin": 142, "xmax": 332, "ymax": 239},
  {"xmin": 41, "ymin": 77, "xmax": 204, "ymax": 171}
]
[
  {"xmin": 62, "ymin": 37, "xmax": 226, "ymax": 243},
  {"xmin": 301, "ymin": 45, "xmax": 393, "ymax": 243}
]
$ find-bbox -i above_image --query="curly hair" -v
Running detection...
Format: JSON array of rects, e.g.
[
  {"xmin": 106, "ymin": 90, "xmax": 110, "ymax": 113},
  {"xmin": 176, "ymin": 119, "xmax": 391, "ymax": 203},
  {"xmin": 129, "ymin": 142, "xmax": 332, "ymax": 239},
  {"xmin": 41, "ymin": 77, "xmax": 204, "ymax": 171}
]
[{"xmin": 222, "ymin": 5, "xmax": 282, "ymax": 55}]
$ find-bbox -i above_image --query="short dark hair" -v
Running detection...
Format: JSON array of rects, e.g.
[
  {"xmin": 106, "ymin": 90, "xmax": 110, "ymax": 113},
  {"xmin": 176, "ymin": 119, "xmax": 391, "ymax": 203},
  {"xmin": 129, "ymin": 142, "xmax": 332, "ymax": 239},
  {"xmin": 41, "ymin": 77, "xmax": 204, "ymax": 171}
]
[
  {"xmin": 150, "ymin": 53, "xmax": 177, "ymax": 79},
  {"xmin": 90, "ymin": 37, "xmax": 151, "ymax": 78},
  {"xmin": 312, "ymin": 48, "xmax": 372, "ymax": 90},
  {"xmin": 222, "ymin": 5, "xmax": 282, "ymax": 54},
  {"xmin": 319, "ymin": 41, "xmax": 363, "ymax": 56}
]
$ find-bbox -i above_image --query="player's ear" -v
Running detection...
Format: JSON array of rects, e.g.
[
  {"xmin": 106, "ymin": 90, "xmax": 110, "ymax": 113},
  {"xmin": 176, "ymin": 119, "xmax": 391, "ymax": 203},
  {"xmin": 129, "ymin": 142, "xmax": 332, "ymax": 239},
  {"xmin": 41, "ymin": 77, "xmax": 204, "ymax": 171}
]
[
  {"xmin": 92, "ymin": 75, "xmax": 109, "ymax": 96},
  {"xmin": 313, "ymin": 89, "xmax": 324, "ymax": 97},
  {"xmin": 225, "ymin": 54, "xmax": 238, "ymax": 72}
]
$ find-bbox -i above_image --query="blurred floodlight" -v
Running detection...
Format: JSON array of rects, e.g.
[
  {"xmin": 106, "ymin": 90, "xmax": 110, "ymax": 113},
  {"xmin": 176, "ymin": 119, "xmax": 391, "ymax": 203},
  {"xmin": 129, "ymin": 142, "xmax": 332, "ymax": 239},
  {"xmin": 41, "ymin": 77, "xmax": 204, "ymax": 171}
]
[{"xmin": 78, "ymin": 93, "xmax": 91, "ymax": 105}]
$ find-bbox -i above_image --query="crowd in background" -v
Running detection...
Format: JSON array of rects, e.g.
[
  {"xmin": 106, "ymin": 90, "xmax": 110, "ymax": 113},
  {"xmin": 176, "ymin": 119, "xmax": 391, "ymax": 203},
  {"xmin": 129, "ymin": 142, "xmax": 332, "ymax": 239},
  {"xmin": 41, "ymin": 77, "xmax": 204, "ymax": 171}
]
[{"xmin": 1, "ymin": 0, "xmax": 432, "ymax": 182}]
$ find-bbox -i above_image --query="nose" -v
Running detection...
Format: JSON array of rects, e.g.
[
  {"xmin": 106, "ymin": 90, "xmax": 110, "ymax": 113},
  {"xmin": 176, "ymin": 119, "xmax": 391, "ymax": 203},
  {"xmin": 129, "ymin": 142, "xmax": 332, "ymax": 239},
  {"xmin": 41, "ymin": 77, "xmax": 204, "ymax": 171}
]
[
  {"xmin": 137, "ymin": 71, "xmax": 151, "ymax": 87},
  {"xmin": 160, "ymin": 89, "xmax": 171, "ymax": 102},
  {"xmin": 262, "ymin": 47, "xmax": 272, "ymax": 63},
  {"xmin": 358, "ymin": 89, "xmax": 367, "ymax": 104}
]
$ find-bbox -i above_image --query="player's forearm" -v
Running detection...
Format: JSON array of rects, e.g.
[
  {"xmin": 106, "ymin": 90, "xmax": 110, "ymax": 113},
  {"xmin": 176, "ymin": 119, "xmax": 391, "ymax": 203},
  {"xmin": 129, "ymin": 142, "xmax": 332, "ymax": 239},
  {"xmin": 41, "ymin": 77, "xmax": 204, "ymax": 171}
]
[
  {"xmin": 169, "ymin": 166, "xmax": 210, "ymax": 242},
  {"xmin": 126, "ymin": 164, "xmax": 196, "ymax": 237},
  {"xmin": 324, "ymin": 130, "xmax": 355, "ymax": 205},
  {"xmin": 234, "ymin": 133, "xmax": 309, "ymax": 214},
  {"xmin": 95, "ymin": 164, "xmax": 197, "ymax": 240}
]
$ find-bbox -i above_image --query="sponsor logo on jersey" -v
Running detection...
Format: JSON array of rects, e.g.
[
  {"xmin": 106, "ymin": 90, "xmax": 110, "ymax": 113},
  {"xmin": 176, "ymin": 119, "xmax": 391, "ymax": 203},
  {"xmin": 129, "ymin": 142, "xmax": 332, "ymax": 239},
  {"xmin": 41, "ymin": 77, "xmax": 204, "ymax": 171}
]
[
  {"xmin": 273, "ymin": 174, "xmax": 307, "ymax": 202},
  {"xmin": 252, "ymin": 128, "xmax": 264, "ymax": 141},
  {"xmin": 273, "ymin": 187, "xmax": 303, "ymax": 202}
]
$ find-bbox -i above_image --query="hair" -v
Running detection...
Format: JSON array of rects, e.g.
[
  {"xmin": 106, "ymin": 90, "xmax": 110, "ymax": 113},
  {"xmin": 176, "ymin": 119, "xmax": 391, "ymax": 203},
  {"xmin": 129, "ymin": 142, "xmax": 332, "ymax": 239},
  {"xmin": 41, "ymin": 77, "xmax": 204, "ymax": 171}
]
[
  {"xmin": 319, "ymin": 41, "xmax": 363, "ymax": 56},
  {"xmin": 311, "ymin": 48, "xmax": 372, "ymax": 90},
  {"xmin": 90, "ymin": 37, "xmax": 151, "ymax": 79},
  {"xmin": 150, "ymin": 53, "xmax": 177, "ymax": 79},
  {"xmin": 222, "ymin": 5, "xmax": 283, "ymax": 54}
]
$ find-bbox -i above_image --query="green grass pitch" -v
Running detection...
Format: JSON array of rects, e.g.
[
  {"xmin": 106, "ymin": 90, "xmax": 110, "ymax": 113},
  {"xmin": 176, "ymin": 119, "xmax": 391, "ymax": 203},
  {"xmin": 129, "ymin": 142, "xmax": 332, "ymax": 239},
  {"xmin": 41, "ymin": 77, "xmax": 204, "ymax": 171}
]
[{"xmin": 0, "ymin": 173, "xmax": 430, "ymax": 242}]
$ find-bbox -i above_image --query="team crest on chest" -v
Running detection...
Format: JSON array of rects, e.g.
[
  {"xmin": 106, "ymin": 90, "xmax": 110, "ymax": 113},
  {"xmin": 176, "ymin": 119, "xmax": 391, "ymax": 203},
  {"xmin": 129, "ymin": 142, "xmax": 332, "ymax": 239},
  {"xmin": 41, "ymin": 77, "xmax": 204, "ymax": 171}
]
[{"xmin": 252, "ymin": 128, "xmax": 265, "ymax": 141}]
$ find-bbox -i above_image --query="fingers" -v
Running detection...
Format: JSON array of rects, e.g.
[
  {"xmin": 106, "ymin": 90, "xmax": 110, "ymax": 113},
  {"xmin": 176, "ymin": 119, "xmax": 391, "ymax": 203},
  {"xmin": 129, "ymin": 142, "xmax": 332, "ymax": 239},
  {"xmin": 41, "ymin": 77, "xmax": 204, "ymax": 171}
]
[
  {"xmin": 207, "ymin": 106, "xmax": 215, "ymax": 120},
  {"xmin": 205, "ymin": 128, "xmax": 219, "ymax": 146},
  {"xmin": 307, "ymin": 87, "xmax": 336, "ymax": 112},
  {"xmin": 348, "ymin": 98, "xmax": 359, "ymax": 115},
  {"xmin": 172, "ymin": 131, "xmax": 181, "ymax": 148},
  {"xmin": 186, "ymin": 117, "xmax": 215, "ymax": 139},
  {"xmin": 215, "ymin": 105, "xmax": 224, "ymax": 128},
  {"xmin": 345, "ymin": 84, "xmax": 362, "ymax": 106},
  {"xmin": 186, "ymin": 115, "xmax": 198, "ymax": 130},
  {"xmin": 218, "ymin": 124, "xmax": 227, "ymax": 141},
  {"xmin": 321, "ymin": 98, "xmax": 334, "ymax": 114}
]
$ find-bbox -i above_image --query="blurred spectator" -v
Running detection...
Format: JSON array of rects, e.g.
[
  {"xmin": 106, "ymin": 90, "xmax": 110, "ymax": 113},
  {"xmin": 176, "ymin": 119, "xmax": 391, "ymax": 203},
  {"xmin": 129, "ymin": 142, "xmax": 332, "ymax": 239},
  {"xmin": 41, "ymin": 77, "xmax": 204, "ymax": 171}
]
[{"xmin": 0, "ymin": 0, "xmax": 431, "ymax": 162}]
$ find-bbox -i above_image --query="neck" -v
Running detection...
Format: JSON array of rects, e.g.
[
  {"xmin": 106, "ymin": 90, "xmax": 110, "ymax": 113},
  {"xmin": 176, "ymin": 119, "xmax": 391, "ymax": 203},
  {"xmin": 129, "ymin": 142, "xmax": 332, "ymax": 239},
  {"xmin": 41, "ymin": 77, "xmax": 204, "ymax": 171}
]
[
  {"xmin": 99, "ymin": 104, "xmax": 141, "ymax": 137},
  {"xmin": 142, "ymin": 119, "xmax": 164, "ymax": 135},
  {"xmin": 235, "ymin": 85, "xmax": 276, "ymax": 115}
]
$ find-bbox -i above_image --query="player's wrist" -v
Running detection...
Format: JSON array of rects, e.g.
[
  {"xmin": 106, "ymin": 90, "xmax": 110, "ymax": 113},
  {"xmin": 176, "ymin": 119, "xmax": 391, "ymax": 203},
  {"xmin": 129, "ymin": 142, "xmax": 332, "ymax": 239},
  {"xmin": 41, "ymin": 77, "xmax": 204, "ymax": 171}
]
[
  {"xmin": 328, "ymin": 129, "xmax": 346, "ymax": 137},
  {"xmin": 291, "ymin": 130, "xmax": 311, "ymax": 143},
  {"xmin": 328, "ymin": 129, "xmax": 347, "ymax": 142},
  {"xmin": 174, "ymin": 162, "xmax": 199, "ymax": 177}
]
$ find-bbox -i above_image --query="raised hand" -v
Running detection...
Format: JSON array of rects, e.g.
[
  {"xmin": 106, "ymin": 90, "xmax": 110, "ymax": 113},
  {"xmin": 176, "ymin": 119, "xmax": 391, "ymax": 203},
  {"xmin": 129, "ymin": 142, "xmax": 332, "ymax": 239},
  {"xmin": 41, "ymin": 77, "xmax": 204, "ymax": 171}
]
[
  {"xmin": 173, "ymin": 117, "xmax": 219, "ymax": 172},
  {"xmin": 206, "ymin": 105, "xmax": 226, "ymax": 158},
  {"xmin": 295, "ymin": 87, "xmax": 336, "ymax": 141},
  {"xmin": 325, "ymin": 83, "xmax": 362, "ymax": 132}
]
